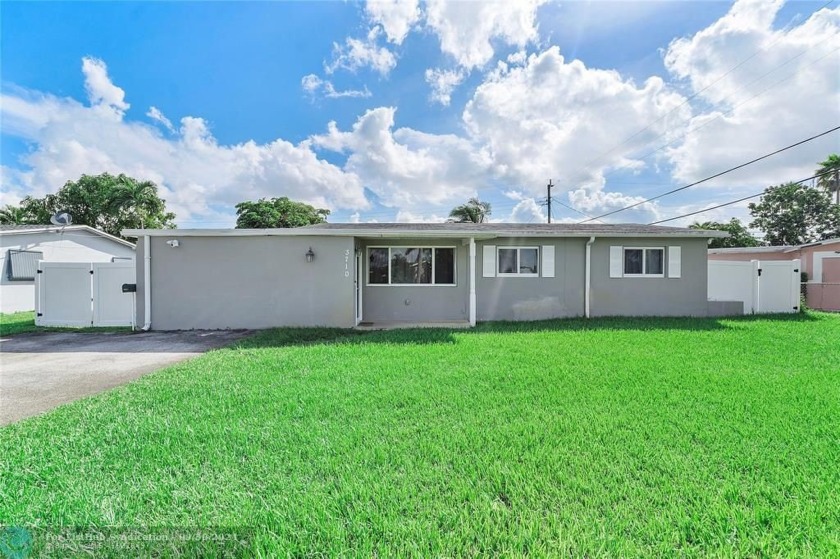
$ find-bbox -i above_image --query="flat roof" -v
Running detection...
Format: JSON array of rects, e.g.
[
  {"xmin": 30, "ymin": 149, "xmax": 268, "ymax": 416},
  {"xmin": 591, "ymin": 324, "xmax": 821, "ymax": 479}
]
[
  {"xmin": 709, "ymin": 237, "xmax": 840, "ymax": 254},
  {"xmin": 123, "ymin": 222, "xmax": 729, "ymax": 239},
  {"xmin": 708, "ymin": 246, "xmax": 793, "ymax": 254}
]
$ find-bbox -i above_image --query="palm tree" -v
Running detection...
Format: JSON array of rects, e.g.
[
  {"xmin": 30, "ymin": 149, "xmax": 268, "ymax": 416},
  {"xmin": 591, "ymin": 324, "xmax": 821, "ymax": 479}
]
[
  {"xmin": 0, "ymin": 204, "xmax": 27, "ymax": 225},
  {"xmin": 107, "ymin": 175, "xmax": 161, "ymax": 229},
  {"xmin": 448, "ymin": 197, "xmax": 492, "ymax": 223},
  {"xmin": 815, "ymin": 154, "xmax": 840, "ymax": 204}
]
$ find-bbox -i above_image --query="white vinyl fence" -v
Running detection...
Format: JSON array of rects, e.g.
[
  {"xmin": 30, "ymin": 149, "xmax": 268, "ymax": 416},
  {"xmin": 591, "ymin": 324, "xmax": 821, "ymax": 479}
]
[
  {"xmin": 708, "ymin": 259, "xmax": 801, "ymax": 314},
  {"xmin": 35, "ymin": 261, "xmax": 135, "ymax": 327}
]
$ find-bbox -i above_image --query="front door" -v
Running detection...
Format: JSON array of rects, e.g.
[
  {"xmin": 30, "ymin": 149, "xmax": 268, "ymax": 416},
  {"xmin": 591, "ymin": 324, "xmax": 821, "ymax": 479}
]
[{"xmin": 355, "ymin": 249, "xmax": 363, "ymax": 325}]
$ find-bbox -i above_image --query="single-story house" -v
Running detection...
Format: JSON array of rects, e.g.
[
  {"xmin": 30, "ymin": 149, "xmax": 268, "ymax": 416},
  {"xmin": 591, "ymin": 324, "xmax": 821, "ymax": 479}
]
[
  {"xmin": 709, "ymin": 238, "xmax": 840, "ymax": 311},
  {"xmin": 123, "ymin": 223, "xmax": 731, "ymax": 330},
  {"xmin": 0, "ymin": 225, "xmax": 136, "ymax": 313}
]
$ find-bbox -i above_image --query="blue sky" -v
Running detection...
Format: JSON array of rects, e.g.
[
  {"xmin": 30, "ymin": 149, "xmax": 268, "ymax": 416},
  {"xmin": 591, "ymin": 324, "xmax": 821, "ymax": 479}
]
[{"xmin": 2, "ymin": 0, "xmax": 838, "ymax": 228}]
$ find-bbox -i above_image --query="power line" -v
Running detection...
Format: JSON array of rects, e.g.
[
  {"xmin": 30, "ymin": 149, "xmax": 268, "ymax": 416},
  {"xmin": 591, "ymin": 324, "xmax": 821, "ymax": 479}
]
[
  {"xmin": 578, "ymin": 125, "xmax": 840, "ymax": 223},
  {"xmin": 649, "ymin": 170, "xmax": 837, "ymax": 225}
]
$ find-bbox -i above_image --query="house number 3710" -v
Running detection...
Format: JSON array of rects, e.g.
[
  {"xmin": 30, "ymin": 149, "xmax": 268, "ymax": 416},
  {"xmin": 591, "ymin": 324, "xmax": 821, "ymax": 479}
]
[{"xmin": 344, "ymin": 249, "xmax": 350, "ymax": 277}]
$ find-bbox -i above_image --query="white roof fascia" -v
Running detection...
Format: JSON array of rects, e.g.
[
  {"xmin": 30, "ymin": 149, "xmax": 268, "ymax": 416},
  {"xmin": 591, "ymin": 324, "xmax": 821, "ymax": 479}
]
[{"xmin": 123, "ymin": 228, "xmax": 728, "ymax": 239}]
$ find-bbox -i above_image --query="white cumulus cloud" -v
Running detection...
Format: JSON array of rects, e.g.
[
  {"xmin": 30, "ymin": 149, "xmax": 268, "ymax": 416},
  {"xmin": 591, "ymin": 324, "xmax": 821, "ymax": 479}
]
[
  {"xmin": 424, "ymin": 0, "xmax": 546, "ymax": 70},
  {"xmin": 663, "ymin": 0, "xmax": 840, "ymax": 188},
  {"xmin": 146, "ymin": 106, "xmax": 175, "ymax": 132},
  {"xmin": 365, "ymin": 0, "xmax": 422, "ymax": 45},
  {"xmin": 326, "ymin": 28, "xmax": 397, "ymax": 76},
  {"xmin": 1, "ymin": 60, "xmax": 369, "ymax": 226},
  {"xmin": 312, "ymin": 106, "xmax": 492, "ymax": 209},
  {"xmin": 301, "ymin": 74, "xmax": 372, "ymax": 99},
  {"xmin": 424, "ymin": 68, "xmax": 466, "ymax": 106},
  {"xmin": 81, "ymin": 57, "xmax": 129, "ymax": 112},
  {"xmin": 463, "ymin": 46, "xmax": 690, "ymax": 208}
]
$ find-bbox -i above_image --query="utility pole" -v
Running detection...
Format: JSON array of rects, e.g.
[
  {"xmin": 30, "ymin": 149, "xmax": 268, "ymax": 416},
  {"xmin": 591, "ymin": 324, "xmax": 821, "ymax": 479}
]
[{"xmin": 547, "ymin": 179, "xmax": 554, "ymax": 224}]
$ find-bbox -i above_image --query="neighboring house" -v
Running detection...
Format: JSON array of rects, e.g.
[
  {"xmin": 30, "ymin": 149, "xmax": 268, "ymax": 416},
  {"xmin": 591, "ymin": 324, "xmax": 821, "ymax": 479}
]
[
  {"xmin": 123, "ymin": 223, "xmax": 729, "ymax": 330},
  {"xmin": 0, "ymin": 225, "xmax": 136, "ymax": 313},
  {"xmin": 709, "ymin": 238, "xmax": 840, "ymax": 311}
]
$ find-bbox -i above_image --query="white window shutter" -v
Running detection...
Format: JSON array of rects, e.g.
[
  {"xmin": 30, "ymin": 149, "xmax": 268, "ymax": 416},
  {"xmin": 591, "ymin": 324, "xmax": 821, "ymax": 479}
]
[
  {"xmin": 609, "ymin": 246, "xmax": 623, "ymax": 278},
  {"xmin": 482, "ymin": 245, "xmax": 496, "ymax": 277},
  {"xmin": 668, "ymin": 246, "xmax": 682, "ymax": 278},
  {"xmin": 541, "ymin": 245, "xmax": 555, "ymax": 278}
]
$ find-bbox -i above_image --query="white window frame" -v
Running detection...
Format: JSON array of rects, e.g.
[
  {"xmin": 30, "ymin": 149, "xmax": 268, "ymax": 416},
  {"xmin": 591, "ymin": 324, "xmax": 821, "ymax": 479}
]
[
  {"xmin": 622, "ymin": 246, "xmax": 665, "ymax": 278},
  {"xmin": 366, "ymin": 246, "xmax": 457, "ymax": 287},
  {"xmin": 496, "ymin": 246, "xmax": 539, "ymax": 277}
]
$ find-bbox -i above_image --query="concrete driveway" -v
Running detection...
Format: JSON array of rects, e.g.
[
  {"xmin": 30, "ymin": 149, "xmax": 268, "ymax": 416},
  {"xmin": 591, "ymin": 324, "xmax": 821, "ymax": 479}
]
[{"xmin": 0, "ymin": 330, "xmax": 251, "ymax": 426}]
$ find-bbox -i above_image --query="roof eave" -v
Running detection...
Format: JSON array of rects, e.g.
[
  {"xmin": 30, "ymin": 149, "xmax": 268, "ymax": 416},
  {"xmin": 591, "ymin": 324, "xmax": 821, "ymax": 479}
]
[{"xmin": 122, "ymin": 228, "xmax": 729, "ymax": 239}]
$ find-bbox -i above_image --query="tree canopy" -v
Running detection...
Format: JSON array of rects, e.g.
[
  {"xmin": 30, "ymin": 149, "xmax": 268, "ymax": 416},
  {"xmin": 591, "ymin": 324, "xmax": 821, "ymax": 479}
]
[
  {"xmin": 816, "ymin": 153, "xmax": 840, "ymax": 202},
  {"xmin": 748, "ymin": 181, "xmax": 840, "ymax": 246},
  {"xmin": 448, "ymin": 198, "xmax": 492, "ymax": 223},
  {"xmin": 0, "ymin": 173, "xmax": 175, "ymax": 238},
  {"xmin": 689, "ymin": 218, "xmax": 760, "ymax": 249},
  {"xmin": 235, "ymin": 197, "xmax": 330, "ymax": 228}
]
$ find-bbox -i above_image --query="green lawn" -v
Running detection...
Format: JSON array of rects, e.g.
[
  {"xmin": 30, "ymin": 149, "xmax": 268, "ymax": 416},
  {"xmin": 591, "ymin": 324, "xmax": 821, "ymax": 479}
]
[
  {"xmin": 0, "ymin": 311, "xmax": 130, "ymax": 337},
  {"xmin": 1, "ymin": 314, "xmax": 839, "ymax": 557},
  {"xmin": 0, "ymin": 311, "xmax": 37, "ymax": 336}
]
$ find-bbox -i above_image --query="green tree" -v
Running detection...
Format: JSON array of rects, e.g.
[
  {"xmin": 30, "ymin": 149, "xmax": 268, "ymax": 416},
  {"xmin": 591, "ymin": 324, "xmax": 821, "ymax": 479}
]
[
  {"xmin": 689, "ymin": 218, "xmax": 760, "ymax": 249},
  {"xmin": 815, "ymin": 153, "xmax": 840, "ymax": 204},
  {"xmin": 107, "ymin": 177, "xmax": 168, "ymax": 229},
  {"xmin": 235, "ymin": 197, "xmax": 330, "ymax": 228},
  {"xmin": 748, "ymin": 182, "xmax": 840, "ymax": 246},
  {"xmin": 448, "ymin": 197, "xmax": 492, "ymax": 223},
  {"xmin": 0, "ymin": 205, "xmax": 28, "ymax": 225},
  {"xmin": 6, "ymin": 173, "xmax": 175, "ymax": 238}
]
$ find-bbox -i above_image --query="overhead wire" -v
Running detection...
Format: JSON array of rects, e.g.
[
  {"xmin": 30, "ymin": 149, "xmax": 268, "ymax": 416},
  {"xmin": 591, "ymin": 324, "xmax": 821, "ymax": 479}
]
[
  {"xmin": 578, "ymin": 125, "xmax": 840, "ymax": 223},
  {"xmin": 648, "ymin": 169, "xmax": 838, "ymax": 225}
]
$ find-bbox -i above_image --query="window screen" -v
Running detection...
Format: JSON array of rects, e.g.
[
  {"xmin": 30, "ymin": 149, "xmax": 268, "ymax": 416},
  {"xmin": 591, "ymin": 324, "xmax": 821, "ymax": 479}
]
[
  {"xmin": 624, "ymin": 249, "xmax": 643, "ymax": 275},
  {"xmin": 7, "ymin": 250, "xmax": 43, "ymax": 281},
  {"xmin": 368, "ymin": 248, "xmax": 389, "ymax": 284},
  {"xmin": 519, "ymin": 248, "xmax": 538, "ymax": 274},
  {"xmin": 434, "ymin": 248, "xmax": 455, "ymax": 284}
]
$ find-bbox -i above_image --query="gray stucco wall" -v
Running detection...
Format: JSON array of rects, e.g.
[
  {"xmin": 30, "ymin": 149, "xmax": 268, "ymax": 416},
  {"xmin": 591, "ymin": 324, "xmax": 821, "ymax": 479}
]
[
  {"xmin": 137, "ymin": 235, "xmax": 355, "ymax": 330},
  {"xmin": 476, "ymin": 238, "xmax": 586, "ymax": 321},
  {"xmin": 359, "ymin": 238, "xmax": 469, "ymax": 323},
  {"xmin": 590, "ymin": 237, "xmax": 710, "ymax": 317}
]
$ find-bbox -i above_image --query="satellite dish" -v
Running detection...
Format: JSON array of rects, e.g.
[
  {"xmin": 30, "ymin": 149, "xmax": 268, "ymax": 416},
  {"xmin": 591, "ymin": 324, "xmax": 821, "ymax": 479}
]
[{"xmin": 50, "ymin": 212, "xmax": 73, "ymax": 226}]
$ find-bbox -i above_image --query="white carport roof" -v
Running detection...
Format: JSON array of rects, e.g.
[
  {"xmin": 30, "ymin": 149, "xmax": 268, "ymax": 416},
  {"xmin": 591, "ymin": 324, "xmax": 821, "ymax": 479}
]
[{"xmin": 0, "ymin": 224, "xmax": 135, "ymax": 249}]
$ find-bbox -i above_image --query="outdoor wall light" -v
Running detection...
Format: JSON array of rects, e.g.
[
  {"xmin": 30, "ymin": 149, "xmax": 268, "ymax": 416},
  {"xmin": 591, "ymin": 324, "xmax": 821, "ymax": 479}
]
[{"xmin": 305, "ymin": 247, "xmax": 315, "ymax": 263}]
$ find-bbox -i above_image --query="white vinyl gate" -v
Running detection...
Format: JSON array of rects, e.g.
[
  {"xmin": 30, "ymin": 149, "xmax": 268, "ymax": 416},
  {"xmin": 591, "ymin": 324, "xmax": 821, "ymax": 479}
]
[
  {"xmin": 708, "ymin": 259, "xmax": 801, "ymax": 314},
  {"xmin": 35, "ymin": 261, "xmax": 135, "ymax": 327}
]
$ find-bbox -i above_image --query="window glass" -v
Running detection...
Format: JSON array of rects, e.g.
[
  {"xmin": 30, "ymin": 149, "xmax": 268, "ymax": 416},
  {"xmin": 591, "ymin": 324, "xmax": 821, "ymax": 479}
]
[
  {"xmin": 646, "ymin": 249, "xmax": 664, "ymax": 275},
  {"xmin": 624, "ymin": 249, "xmax": 643, "ymax": 275},
  {"xmin": 391, "ymin": 248, "xmax": 432, "ymax": 284},
  {"xmin": 368, "ymin": 248, "xmax": 389, "ymax": 284},
  {"xmin": 520, "ymin": 248, "xmax": 538, "ymax": 274},
  {"xmin": 434, "ymin": 248, "xmax": 455, "ymax": 284},
  {"xmin": 498, "ymin": 248, "xmax": 517, "ymax": 274}
]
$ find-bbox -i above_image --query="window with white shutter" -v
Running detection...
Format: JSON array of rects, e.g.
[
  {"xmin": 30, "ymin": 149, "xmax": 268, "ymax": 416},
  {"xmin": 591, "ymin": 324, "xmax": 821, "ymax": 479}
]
[
  {"xmin": 668, "ymin": 246, "xmax": 682, "ymax": 278},
  {"xmin": 541, "ymin": 245, "xmax": 555, "ymax": 278},
  {"xmin": 482, "ymin": 245, "xmax": 496, "ymax": 277}
]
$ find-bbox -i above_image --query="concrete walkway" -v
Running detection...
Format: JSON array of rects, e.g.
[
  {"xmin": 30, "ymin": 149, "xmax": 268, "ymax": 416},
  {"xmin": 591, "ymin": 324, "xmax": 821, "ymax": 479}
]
[{"xmin": 0, "ymin": 330, "xmax": 250, "ymax": 426}]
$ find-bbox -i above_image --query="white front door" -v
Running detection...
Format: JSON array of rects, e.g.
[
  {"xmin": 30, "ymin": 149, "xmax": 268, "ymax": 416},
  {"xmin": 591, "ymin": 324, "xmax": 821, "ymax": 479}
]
[{"xmin": 355, "ymin": 249, "xmax": 363, "ymax": 325}]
